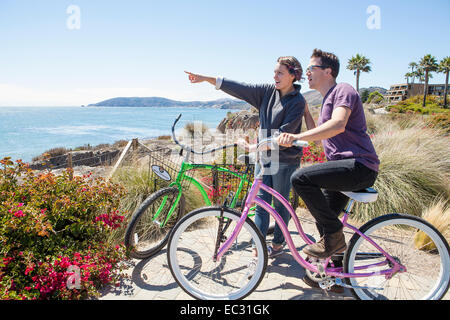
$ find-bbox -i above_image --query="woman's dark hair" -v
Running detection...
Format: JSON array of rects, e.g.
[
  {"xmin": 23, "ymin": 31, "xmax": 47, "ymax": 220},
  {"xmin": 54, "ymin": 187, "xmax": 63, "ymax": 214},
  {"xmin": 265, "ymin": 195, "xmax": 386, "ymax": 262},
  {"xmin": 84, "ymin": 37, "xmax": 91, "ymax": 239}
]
[
  {"xmin": 277, "ymin": 56, "xmax": 303, "ymax": 82},
  {"xmin": 311, "ymin": 49, "xmax": 340, "ymax": 78}
]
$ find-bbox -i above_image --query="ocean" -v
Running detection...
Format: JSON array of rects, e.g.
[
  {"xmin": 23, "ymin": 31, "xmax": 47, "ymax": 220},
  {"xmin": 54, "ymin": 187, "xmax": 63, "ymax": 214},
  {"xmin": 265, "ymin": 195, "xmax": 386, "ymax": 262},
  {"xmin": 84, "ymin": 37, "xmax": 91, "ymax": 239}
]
[{"xmin": 0, "ymin": 106, "xmax": 236, "ymax": 162}]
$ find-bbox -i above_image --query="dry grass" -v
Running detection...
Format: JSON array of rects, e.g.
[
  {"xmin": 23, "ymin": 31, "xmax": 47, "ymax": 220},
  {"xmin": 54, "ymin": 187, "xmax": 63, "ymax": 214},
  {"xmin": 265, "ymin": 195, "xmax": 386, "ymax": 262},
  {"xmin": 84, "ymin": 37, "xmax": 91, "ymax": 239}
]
[
  {"xmin": 353, "ymin": 115, "xmax": 450, "ymax": 222},
  {"xmin": 108, "ymin": 161, "xmax": 207, "ymax": 244},
  {"xmin": 414, "ymin": 198, "xmax": 450, "ymax": 250}
]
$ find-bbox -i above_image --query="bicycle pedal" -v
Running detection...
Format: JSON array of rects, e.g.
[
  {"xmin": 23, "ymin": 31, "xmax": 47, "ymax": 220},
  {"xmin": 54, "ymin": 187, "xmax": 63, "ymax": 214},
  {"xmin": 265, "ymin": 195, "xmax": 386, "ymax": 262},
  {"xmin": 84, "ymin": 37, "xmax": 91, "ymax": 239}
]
[
  {"xmin": 306, "ymin": 256, "xmax": 320, "ymax": 263},
  {"xmin": 319, "ymin": 278, "xmax": 335, "ymax": 291}
]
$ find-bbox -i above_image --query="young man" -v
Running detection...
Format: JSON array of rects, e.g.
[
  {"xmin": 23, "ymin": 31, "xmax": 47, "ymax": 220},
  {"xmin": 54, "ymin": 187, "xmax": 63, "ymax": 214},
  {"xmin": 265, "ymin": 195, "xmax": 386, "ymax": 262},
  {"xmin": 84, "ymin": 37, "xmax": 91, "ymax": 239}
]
[
  {"xmin": 185, "ymin": 56, "xmax": 315, "ymax": 257},
  {"xmin": 278, "ymin": 49, "xmax": 379, "ymax": 261}
]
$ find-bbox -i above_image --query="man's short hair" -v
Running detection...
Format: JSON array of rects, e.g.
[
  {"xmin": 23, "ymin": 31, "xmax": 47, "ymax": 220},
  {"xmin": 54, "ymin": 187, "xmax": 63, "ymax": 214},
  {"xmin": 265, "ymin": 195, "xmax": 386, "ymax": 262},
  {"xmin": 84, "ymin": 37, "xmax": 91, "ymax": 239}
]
[{"xmin": 311, "ymin": 49, "xmax": 340, "ymax": 79}]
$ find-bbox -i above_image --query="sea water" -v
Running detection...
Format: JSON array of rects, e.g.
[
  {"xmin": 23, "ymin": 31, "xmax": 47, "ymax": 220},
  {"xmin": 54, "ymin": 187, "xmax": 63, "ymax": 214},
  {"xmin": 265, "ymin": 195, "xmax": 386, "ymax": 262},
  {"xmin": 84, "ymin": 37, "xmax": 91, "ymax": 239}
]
[{"xmin": 0, "ymin": 106, "xmax": 235, "ymax": 162}]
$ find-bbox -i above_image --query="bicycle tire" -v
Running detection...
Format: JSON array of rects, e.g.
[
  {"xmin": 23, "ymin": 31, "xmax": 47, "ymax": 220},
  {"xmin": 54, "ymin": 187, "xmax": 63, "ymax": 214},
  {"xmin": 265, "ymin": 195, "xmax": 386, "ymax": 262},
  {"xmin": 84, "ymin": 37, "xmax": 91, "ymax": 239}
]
[
  {"xmin": 343, "ymin": 213, "xmax": 450, "ymax": 300},
  {"xmin": 124, "ymin": 187, "xmax": 184, "ymax": 259},
  {"xmin": 167, "ymin": 206, "xmax": 268, "ymax": 300}
]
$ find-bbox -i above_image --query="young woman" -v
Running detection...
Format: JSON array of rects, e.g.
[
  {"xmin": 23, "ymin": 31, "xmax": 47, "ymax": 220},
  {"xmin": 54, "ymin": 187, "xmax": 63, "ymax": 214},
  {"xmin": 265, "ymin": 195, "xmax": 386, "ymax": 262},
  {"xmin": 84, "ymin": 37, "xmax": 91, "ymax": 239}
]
[{"xmin": 185, "ymin": 56, "xmax": 315, "ymax": 258}]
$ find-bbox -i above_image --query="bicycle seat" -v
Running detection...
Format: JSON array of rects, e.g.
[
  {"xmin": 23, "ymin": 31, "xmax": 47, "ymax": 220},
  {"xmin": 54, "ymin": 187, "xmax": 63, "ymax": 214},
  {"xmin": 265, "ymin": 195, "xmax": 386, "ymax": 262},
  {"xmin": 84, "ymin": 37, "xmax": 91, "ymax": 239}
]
[{"xmin": 341, "ymin": 187, "xmax": 378, "ymax": 203}]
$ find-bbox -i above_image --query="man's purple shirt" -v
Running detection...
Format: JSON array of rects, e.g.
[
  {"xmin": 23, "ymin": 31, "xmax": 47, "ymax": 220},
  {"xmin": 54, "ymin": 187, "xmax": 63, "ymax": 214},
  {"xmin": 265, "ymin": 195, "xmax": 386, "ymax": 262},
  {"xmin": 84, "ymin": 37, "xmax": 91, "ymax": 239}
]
[{"xmin": 318, "ymin": 83, "xmax": 380, "ymax": 172}]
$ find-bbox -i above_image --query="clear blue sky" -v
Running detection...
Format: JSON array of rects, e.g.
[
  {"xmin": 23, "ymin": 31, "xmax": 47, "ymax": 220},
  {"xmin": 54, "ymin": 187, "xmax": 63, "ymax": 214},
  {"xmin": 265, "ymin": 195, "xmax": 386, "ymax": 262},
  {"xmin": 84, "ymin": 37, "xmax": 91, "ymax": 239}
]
[{"xmin": 1, "ymin": 0, "xmax": 449, "ymax": 106}]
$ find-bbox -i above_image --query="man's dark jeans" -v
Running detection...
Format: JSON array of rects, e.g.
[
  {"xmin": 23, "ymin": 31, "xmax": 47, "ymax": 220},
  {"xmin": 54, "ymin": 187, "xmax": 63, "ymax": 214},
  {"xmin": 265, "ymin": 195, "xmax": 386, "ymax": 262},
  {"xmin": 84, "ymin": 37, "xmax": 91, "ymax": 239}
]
[{"xmin": 290, "ymin": 159, "xmax": 378, "ymax": 236}]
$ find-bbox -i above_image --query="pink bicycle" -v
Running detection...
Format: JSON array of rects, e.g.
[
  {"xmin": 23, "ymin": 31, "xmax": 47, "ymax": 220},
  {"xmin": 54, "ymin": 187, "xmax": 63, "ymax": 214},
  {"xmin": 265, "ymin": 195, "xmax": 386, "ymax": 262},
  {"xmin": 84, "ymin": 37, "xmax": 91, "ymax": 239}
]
[{"xmin": 167, "ymin": 137, "xmax": 450, "ymax": 300}]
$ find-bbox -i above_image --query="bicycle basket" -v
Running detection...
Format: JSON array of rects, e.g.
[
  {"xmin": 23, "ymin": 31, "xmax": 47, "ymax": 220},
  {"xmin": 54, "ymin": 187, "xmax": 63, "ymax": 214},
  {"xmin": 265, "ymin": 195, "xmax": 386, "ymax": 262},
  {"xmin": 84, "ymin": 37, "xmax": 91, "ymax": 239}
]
[
  {"xmin": 199, "ymin": 163, "xmax": 254, "ymax": 208},
  {"xmin": 146, "ymin": 146, "xmax": 193, "ymax": 192}
]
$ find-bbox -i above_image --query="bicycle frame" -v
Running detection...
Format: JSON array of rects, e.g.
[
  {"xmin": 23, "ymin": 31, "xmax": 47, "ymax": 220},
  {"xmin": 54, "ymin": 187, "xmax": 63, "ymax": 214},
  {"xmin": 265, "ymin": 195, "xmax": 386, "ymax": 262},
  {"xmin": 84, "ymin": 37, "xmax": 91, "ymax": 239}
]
[{"xmin": 216, "ymin": 177, "xmax": 407, "ymax": 280}]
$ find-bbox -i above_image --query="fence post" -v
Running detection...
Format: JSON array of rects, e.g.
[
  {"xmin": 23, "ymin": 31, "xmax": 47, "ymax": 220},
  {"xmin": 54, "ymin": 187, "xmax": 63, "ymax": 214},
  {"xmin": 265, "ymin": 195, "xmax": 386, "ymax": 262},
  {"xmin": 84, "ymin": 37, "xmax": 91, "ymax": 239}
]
[
  {"xmin": 107, "ymin": 139, "xmax": 133, "ymax": 181},
  {"xmin": 67, "ymin": 152, "xmax": 73, "ymax": 180},
  {"xmin": 132, "ymin": 138, "xmax": 138, "ymax": 151}
]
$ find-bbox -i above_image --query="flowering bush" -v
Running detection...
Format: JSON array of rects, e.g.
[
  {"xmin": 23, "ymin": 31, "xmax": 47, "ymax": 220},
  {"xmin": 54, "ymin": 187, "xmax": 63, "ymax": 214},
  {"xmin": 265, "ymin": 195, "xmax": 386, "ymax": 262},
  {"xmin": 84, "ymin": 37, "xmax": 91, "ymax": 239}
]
[
  {"xmin": 301, "ymin": 142, "xmax": 326, "ymax": 165},
  {"xmin": 0, "ymin": 157, "xmax": 128, "ymax": 300}
]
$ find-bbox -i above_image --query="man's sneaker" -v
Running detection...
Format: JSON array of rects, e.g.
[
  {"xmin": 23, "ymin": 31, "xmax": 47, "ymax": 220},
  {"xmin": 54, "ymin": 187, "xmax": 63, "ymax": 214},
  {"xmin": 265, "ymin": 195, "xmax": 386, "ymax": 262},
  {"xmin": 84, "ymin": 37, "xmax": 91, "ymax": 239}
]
[{"xmin": 303, "ymin": 228, "xmax": 346, "ymax": 259}]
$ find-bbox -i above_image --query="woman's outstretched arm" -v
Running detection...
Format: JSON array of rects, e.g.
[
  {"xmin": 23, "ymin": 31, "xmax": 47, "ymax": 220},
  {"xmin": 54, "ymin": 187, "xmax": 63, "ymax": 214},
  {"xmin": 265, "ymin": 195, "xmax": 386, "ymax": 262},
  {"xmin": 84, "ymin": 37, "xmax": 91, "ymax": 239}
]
[{"xmin": 185, "ymin": 71, "xmax": 217, "ymax": 86}]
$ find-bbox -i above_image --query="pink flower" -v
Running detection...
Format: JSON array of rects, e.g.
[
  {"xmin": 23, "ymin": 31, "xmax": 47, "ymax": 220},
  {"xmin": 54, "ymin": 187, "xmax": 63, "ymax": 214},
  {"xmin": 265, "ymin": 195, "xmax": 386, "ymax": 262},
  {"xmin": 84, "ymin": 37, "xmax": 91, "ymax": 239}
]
[
  {"xmin": 25, "ymin": 265, "xmax": 34, "ymax": 275},
  {"xmin": 3, "ymin": 257, "xmax": 14, "ymax": 266},
  {"xmin": 14, "ymin": 210, "xmax": 25, "ymax": 217}
]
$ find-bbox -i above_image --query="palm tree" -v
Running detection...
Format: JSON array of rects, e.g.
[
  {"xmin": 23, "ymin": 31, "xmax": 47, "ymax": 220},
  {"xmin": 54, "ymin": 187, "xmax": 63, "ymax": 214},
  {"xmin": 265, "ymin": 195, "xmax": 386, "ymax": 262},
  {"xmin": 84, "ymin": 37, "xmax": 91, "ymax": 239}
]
[
  {"xmin": 408, "ymin": 62, "xmax": 418, "ymax": 83},
  {"xmin": 414, "ymin": 67, "xmax": 432, "ymax": 84},
  {"xmin": 347, "ymin": 54, "xmax": 372, "ymax": 93},
  {"xmin": 405, "ymin": 72, "xmax": 415, "ymax": 84},
  {"xmin": 438, "ymin": 57, "xmax": 450, "ymax": 108},
  {"xmin": 418, "ymin": 54, "xmax": 439, "ymax": 107},
  {"xmin": 415, "ymin": 68, "xmax": 424, "ymax": 84}
]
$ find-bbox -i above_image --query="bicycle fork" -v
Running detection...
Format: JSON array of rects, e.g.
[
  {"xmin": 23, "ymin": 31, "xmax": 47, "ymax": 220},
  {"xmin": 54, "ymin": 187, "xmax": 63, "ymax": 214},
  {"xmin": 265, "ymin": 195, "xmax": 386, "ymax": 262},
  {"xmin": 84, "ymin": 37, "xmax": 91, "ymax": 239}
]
[{"xmin": 213, "ymin": 207, "xmax": 226, "ymax": 262}]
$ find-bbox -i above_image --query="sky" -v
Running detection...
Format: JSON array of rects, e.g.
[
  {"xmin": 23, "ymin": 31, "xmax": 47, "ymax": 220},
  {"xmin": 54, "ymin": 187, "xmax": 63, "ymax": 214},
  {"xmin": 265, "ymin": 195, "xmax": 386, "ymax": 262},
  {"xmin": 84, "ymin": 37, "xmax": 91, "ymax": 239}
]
[{"xmin": 0, "ymin": 0, "xmax": 449, "ymax": 106}]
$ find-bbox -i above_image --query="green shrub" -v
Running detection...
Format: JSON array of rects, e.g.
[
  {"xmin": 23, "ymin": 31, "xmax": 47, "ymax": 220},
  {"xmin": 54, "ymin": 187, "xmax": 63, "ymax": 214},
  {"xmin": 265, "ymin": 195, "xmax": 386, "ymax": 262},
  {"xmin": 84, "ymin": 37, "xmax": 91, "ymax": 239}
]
[
  {"xmin": 0, "ymin": 158, "xmax": 128, "ymax": 300},
  {"xmin": 360, "ymin": 89, "xmax": 370, "ymax": 103},
  {"xmin": 387, "ymin": 95, "xmax": 449, "ymax": 115},
  {"xmin": 367, "ymin": 91, "xmax": 384, "ymax": 104}
]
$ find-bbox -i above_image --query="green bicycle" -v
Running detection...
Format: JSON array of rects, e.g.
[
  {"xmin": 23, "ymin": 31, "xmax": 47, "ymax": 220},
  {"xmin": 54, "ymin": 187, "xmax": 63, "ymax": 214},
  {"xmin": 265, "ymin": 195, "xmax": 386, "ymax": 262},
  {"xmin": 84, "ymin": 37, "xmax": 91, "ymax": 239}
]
[
  {"xmin": 124, "ymin": 114, "xmax": 253, "ymax": 259},
  {"xmin": 124, "ymin": 114, "xmax": 299, "ymax": 259}
]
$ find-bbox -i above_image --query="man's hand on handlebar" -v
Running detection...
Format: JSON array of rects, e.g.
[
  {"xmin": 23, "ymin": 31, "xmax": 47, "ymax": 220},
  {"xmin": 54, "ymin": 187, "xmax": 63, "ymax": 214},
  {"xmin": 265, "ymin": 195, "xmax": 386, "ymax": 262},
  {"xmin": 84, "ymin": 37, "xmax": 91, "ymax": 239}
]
[{"xmin": 277, "ymin": 132, "xmax": 298, "ymax": 147}]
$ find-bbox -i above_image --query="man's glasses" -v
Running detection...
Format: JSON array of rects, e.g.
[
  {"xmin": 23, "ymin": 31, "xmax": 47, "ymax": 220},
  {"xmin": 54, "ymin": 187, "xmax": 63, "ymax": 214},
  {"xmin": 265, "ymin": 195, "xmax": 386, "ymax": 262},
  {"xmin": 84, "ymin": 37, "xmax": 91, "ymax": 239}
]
[{"xmin": 306, "ymin": 65, "xmax": 329, "ymax": 73}]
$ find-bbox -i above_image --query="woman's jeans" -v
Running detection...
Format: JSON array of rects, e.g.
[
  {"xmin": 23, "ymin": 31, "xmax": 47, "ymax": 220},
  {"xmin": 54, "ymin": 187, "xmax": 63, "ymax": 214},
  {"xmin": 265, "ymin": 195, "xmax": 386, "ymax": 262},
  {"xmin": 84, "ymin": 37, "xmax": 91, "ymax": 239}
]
[
  {"xmin": 254, "ymin": 162, "xmax": 299, "ymax": 245},
  {"xmin": 290, "ymin": 159, "xmax": 378, "ymax": 236}
]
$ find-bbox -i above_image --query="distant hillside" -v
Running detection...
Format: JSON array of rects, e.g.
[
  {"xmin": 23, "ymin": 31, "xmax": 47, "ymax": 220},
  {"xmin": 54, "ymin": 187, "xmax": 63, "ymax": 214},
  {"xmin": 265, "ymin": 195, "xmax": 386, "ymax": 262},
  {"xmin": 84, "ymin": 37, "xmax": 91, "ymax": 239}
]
[
  {"xmin": 88, "ymin": 87, "xmax": 386, "ymax": 110},
  {"xmin": 303, "ymin": 90, "xmax": 322, "ymax": 106},
  {"xmin": 87, "ymin": 97, "xmax": 251, "ymax": 110},
  {"xmin": 303, "ymin": 86, "xmax": 387, "ymax": 107},
  {"xmin": 359, "ymin": 87, "xmax": 387, "ymax": 95}
]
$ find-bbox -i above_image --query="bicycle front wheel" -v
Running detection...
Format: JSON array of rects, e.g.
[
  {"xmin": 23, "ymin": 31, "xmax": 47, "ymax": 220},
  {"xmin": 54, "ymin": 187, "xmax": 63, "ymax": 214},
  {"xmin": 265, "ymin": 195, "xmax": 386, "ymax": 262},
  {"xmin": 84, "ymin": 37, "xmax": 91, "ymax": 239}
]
[
  {"xmin": 124, "ymin": 187, "xmax": 184, "ymax": 259},
  {"xmin": 344, "ymin": 213, "xmax": 450, "ymax": 300},
  {"xmin": 167, "ymin": 207, "xmax": 267, "ymax": 300}
]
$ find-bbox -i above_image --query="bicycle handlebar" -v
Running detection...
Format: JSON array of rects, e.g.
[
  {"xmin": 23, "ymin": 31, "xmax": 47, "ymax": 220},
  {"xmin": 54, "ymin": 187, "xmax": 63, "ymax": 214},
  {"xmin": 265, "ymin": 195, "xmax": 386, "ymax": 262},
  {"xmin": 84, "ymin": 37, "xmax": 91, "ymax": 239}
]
[
  {"xmin": 171, "ymin": 114, "xmax": 238, "ymax": 155},
  {"xmin": 256, "ymin": 134, "xmax": 308, "ymax": 152}
]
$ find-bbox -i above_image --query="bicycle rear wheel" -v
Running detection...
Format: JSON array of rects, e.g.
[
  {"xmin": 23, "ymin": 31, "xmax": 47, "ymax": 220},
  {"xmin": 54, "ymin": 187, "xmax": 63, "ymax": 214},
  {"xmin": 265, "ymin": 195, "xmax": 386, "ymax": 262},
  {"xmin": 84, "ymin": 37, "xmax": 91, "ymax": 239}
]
[
  {"xmin": 125, "ymin": 187, "xmax": 184, "ymax": 259},
  {"xmin": 167, "ymin": 206, "xmax": 267, "ymax": 300},
  {"xmin": 344, "ymin": 213, "xmax": 450, "ymax": 300}
]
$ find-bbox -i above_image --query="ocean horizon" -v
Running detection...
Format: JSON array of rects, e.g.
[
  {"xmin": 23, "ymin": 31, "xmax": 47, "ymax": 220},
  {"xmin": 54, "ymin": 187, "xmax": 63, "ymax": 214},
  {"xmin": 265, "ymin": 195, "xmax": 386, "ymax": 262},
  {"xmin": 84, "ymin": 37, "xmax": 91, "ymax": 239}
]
[{"xmin": 0, "ymin": 106, "xmax": 235, "ymax": 163}]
